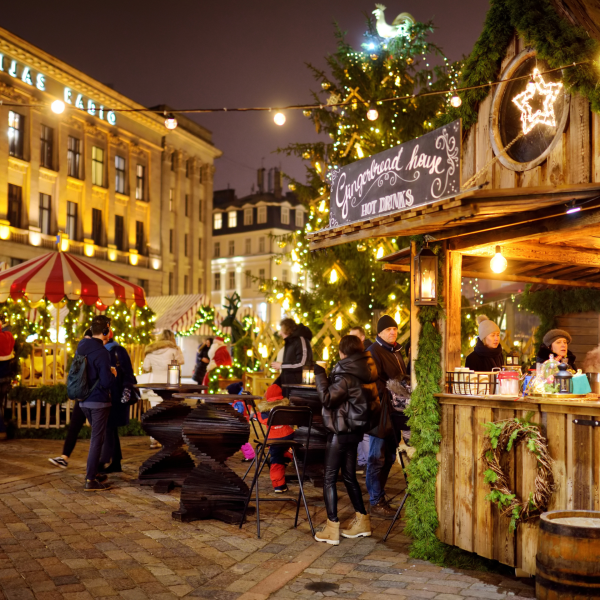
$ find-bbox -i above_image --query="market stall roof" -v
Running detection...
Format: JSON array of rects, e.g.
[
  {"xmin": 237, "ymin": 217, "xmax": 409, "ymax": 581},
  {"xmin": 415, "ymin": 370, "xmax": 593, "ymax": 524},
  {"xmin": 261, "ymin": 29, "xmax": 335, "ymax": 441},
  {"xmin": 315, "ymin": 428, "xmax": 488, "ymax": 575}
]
[
  {"xmin": 308, "ymin": 183, "xmax": 600, "ymax": 251},
  {"xmin": 0, "ymin": 251, "xmax": 146, "ymax": 307},
  {"xmin": 146, "ymin": 294, "xmax": 213, "ymax": 335}
]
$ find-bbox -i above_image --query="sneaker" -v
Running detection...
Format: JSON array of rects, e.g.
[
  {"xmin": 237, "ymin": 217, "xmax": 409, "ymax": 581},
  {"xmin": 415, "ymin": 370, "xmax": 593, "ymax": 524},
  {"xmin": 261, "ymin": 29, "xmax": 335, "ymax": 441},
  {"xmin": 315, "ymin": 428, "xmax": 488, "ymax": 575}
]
[
  {"xmin": 341, "ymin": 513, "xmax": 372, "ymax": 539},
  {"xmin": 84, "ymin": 479, "xmax": 111, "ymax": 492},
  {"xmin": 49, "ymin": 457, "xmax": 68, "ymax": 469},
  {"xmin": 273, "ymin": 485, "xmax": 288, "ymax": 493},
  {"xmin": 95, "ymin": 474, "xmax": 108, "ymax": 483},
  {"xmin": 241, "ymin": 458, "xmax": 253, "ymax": 463},
  {"xmin": 149, "ymin": 442, "xmax": 161, "ymax": 449}
]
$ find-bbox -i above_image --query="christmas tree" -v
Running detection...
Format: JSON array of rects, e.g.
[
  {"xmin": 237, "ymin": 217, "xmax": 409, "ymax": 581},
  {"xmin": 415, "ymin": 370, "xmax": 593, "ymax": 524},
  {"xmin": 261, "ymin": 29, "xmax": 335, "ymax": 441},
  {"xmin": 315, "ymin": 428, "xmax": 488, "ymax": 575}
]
[{"xmin": 264, "ymin": 16, "xmax": 460, "ymax": 360}]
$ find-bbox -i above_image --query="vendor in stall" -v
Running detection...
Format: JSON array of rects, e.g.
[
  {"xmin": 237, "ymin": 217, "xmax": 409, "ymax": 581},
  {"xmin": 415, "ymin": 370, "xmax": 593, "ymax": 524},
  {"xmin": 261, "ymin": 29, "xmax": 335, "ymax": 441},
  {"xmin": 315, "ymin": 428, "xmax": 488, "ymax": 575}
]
[
  {"xmin": 536, "ymin": 329, "xmax": 577, "ymax": 369},
  {"xmin": 465, "ymin": 315, "xmax": 503, "ymax": 371}
]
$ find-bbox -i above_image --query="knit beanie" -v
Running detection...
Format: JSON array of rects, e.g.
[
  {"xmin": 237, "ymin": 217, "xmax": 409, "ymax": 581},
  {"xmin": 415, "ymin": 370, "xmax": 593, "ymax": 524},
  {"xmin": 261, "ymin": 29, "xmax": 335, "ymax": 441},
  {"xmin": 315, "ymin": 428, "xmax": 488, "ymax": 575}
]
[
  {"xmin": 377, "ymin": 314, "xmax": 398, "ymax": 334},
  {"xmin": 543, "ymin": 329, "xmax": 572, "ymax": 347},
  {"xmin": 477, "ymin": 315, "xmax": 500, "ymax": 339},
  {"xmin": 265, "ymin": 383, "xmax": 285, "ymax": 403},
  {"xmin": 226, "ymin": 382, "xmax": 243, "ymax": 395}
]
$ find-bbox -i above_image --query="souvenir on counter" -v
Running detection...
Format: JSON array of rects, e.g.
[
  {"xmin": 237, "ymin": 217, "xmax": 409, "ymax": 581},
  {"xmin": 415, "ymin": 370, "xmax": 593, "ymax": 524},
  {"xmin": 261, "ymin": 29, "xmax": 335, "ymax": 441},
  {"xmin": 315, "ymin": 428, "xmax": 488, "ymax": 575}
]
[{"xmin": 525, "ymin": 354, "xmax": 592, "ymax": 398}]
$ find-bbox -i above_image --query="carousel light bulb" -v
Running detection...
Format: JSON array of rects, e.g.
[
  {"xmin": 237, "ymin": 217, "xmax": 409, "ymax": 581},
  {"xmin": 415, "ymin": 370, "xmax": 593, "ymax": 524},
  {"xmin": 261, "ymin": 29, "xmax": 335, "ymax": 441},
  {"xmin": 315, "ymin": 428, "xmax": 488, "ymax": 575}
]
[
  {"xmin": 51, "ymin": 99, "xmax": 65, "ymax": 114},
  {"xmin": 274, "ymin": 112, "xmax": 286, "ymax": 126},
  {"xmin": 335, "ymin": 316, "xmax": 342, "ymax": 330},
  {"xmin": 490, "ymin": 245, "xmax": 508, "ymax": 274},
  {"xmin": 330, "ymin": 268, "xmax": 338, "ymax": 284},
  {"xmin": 450, "ymin": 95, "xmax": 462, "ymax": 108},
  {"xmin": 367, "ymin": 104, "xmax": 379, "ymax": 121},
  {"xmin": 164, "ymin": 113, "xmax": 178, "ymax": 130}
]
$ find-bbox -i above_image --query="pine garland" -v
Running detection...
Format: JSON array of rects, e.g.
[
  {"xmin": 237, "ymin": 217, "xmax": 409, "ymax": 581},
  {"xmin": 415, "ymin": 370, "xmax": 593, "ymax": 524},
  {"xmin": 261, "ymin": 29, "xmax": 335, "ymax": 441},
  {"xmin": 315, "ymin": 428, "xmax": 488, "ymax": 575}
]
[{"xmin": 438, "ymin": 0, "xmax": 600, "ymax": 132}]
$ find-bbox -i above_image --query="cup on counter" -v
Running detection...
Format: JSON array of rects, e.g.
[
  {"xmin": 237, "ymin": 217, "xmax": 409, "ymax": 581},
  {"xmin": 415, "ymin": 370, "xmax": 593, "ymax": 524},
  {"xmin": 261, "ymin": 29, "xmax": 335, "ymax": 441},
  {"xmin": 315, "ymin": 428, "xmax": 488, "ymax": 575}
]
[{"xmin": 453, "ymin": 367, "xmax": 471, "ymax": 394}]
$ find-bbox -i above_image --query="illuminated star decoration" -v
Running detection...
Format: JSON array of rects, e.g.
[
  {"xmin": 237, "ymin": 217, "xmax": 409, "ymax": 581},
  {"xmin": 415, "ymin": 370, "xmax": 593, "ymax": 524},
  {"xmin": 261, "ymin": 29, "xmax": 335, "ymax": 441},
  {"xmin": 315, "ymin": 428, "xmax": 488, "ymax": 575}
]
[{"xmin": 512, "ymin": 68, "xmax": 563, "ymax": 135}]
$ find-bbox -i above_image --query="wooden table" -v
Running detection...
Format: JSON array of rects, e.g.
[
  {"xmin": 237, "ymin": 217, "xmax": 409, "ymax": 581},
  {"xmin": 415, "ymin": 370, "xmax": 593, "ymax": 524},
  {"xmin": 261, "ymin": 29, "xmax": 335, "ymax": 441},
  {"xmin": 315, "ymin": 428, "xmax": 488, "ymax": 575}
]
[
  {"xmin": 171, "ymin": 393, "xmax": 263, "ymax": 524},
  {"xmin": 436, "ymin": 393, "xmax": 600, "ymax": 575},
  {"xmin": 135, "ymin": 384, "xmax": 207, "ymax": 492}
]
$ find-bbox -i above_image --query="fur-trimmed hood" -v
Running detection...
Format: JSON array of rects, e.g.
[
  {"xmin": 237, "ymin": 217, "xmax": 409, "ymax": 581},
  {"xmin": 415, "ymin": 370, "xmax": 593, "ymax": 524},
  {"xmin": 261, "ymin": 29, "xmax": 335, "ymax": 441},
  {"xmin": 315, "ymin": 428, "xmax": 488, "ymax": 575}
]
[{"xmin": 145, "ymin": 339, "xmax": 178, "ymax": 355}]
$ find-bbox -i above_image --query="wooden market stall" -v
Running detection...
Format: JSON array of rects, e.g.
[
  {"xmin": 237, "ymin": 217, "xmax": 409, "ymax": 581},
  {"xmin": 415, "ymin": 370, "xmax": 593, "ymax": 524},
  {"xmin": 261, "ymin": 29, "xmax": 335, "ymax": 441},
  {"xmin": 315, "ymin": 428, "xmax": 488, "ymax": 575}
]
[{"xmin": 308, "ymin": 7, "xmax": 600, "ymax": 576}]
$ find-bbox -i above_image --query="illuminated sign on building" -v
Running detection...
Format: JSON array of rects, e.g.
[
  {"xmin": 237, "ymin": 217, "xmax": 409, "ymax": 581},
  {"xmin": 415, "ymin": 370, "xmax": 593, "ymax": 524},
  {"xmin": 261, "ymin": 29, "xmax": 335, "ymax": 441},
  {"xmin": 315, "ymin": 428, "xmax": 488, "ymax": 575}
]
[{"xmin": 0, "ymin": 53, "xmax": 117, "ymax": 125}]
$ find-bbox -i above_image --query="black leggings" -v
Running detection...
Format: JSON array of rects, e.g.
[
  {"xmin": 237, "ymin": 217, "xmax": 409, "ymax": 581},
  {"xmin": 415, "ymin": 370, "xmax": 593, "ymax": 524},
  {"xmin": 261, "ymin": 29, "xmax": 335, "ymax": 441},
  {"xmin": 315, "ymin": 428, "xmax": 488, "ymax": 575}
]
[
  {"xmin": 62, "ymin": 401, "xmax": 86, "ymax": 457},
  {"xmin": 323, "ymin": 434, "xmax": 367, "ymax": 522}
]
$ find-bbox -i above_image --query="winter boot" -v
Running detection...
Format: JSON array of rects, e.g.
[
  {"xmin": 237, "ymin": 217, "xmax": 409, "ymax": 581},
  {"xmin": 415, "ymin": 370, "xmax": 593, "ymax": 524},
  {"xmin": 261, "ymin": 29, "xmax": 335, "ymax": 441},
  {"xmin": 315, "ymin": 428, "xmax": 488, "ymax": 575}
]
[
  {"xmin": 341, "ymin": 512, "xmax": 372, "ymax": 538},
  {"xmin": 314, "ymin": 519, "xmax": 340, "ymax": 545}
]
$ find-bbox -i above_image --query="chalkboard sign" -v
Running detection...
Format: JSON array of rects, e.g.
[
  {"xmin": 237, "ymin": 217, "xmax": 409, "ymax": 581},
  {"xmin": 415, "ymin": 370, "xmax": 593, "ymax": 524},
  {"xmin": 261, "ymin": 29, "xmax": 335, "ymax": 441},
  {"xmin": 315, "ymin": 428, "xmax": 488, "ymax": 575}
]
[{"xmin": 329, "ymin": 120, "xmax": 460, "ymax": 229}]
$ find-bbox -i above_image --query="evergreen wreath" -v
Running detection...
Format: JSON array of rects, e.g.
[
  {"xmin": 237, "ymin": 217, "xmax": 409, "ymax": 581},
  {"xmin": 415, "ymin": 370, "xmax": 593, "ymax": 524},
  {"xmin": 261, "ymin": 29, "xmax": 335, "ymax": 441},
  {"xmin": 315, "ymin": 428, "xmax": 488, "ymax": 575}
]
[{"xmin": 482, "ymin": 414, "xmax": 554, "ymax": 532}]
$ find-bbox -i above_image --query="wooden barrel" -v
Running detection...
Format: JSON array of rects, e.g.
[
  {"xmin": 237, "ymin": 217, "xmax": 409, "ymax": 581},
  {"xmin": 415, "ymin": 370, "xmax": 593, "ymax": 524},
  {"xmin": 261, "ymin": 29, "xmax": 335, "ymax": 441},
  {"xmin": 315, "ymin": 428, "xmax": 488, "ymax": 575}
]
[{"xmin": 536, "ymin": 510, "xmax": 600, "ymax": 599}]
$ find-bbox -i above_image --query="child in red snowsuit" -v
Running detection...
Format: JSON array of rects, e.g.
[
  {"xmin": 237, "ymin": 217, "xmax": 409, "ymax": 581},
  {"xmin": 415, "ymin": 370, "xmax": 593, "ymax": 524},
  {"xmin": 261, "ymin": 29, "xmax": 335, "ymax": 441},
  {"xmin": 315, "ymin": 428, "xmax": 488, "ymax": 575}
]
[{"xmin": 257, "ymin": 384, "xmax": 294, "ymax": 493}]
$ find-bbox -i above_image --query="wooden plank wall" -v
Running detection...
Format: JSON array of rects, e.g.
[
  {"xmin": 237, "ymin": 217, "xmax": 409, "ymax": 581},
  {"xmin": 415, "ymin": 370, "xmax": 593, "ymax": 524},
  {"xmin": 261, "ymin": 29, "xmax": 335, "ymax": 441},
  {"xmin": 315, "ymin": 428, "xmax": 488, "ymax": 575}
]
[
  {"xmin": 436, "ymin": 399, "xmax": 600, "ymax": 575},
  {"xmin": 556, "ymin": 312, "xmax": 600, "ymax": 364}
]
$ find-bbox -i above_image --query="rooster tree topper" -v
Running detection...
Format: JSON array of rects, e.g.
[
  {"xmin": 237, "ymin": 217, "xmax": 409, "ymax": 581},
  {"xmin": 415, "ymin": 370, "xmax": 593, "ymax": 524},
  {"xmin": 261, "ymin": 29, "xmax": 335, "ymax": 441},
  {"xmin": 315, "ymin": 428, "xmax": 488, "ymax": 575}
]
[{"xmin": 372, "ymin": 4, "xmax": 415, "ymax": 39}]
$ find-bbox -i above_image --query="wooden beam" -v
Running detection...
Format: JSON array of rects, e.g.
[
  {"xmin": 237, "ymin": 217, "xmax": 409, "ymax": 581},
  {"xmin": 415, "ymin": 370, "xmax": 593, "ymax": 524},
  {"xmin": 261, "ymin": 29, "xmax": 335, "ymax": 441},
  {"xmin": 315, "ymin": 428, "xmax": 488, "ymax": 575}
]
[
  {"xmin": 461, "ymin": 241, "xmax": 600, "ymax": 267},
  {"xmin": 382, "ymin": 264, "xmax": 410, "ymax": 272},
  {"xmin": 410, "ymin": 242, "xmax": 421, "ymax": 390},
  {"xmin": 461, "ymin": 270, "xmax": 600, "ymax": 289},
  {"xmin": 444, "ymin": 249, "xmax": 462, "ymax": 374}
]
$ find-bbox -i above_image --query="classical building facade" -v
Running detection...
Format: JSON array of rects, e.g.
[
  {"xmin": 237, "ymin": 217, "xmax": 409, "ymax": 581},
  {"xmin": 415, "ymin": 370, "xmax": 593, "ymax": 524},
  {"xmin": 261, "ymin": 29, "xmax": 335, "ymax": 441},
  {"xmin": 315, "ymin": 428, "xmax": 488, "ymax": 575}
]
[
  {"xmin": 0, "ymin": 27, "xmax": 220, "ymax": 296},
  {"xmin": 211, "ymin": 169, "xmax": 307, "ymax": 326}
]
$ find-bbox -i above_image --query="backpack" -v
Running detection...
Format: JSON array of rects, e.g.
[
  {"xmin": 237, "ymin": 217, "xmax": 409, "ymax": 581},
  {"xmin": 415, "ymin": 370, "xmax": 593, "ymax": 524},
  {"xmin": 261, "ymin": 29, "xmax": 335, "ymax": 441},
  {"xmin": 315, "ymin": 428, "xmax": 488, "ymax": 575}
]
[{"xmin": 67, "ymin": 354, "xmax": 99, "ymax": 401}]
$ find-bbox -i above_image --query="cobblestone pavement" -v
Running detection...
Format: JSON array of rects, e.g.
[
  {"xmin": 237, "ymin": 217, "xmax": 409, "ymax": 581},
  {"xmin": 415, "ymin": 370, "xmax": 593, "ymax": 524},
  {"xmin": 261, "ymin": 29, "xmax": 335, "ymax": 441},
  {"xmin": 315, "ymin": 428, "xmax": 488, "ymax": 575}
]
[{"xmin": 0, "ymin": 437, "xmax": 536, "ymax": 600}]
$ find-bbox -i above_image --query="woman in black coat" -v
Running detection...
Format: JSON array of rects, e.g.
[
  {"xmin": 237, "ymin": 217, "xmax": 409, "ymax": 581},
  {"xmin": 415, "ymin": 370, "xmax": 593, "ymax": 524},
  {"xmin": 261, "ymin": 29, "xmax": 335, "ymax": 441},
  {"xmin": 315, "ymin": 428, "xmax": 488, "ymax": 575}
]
[
  {"xmin": 192, "ymin": 338, "xmax": 212, "ymax": 383},
  {"xmin": 465, "ymin": 315, "xmax": 504, "ymax": 371},
  {"xmin": 536, "ymin": 329, "xmax": 577, "ymax": 369}
]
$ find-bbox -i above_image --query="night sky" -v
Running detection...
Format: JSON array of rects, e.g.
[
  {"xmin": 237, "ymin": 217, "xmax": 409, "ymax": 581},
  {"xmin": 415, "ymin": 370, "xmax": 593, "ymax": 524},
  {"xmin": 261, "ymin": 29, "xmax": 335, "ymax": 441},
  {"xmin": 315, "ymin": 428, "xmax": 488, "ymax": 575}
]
[{"xmin": 1, "ymin": 1, "xmax": 489, "ymax": 196}]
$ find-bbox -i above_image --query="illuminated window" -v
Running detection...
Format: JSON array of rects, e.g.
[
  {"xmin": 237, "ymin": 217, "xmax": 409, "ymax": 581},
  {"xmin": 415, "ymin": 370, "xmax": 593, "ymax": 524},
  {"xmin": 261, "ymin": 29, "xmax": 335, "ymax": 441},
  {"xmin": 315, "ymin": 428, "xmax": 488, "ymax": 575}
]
[
  {"xmin": 136, "ymin": 164, "xmax": 145, "ymax": 200},
  {"xmin": 92, "ymin": 208, "xmax": 102, "ymax": 245},
  {"xmin": 92, "ymin": 146, "xmax": 104, "ymax": 187},
  {"xmin": 214, "ymin": 213, "xmax": 222, "ymax": 230},
  {"xmin": 115, "ymin": 215, "xmax": 124, "ymax": 251},
  {"xmin": 214, "ymin": 272, "xmax": 221, "ymax": 291},
  {"xmin": 281, "ymin": 207, "xmax": 290, "ymax": 225},
  {"xmin": 214, "ymin": 241, "xmax": 220, "ymax": 258},
  {"xmin": 66, "ymin": 201, "xmax": 78, "ymax": 241},
  {"xmin": 39, "ymin": 194, "xmax": 51, "ymax": 235},
  {"xmin": 259, "ymin": 237, "xmax": 265, "ymax": 253},
  {"xmin": 228, "ymin": 240, "xmax": 235, "ymax": 256},
  {"xmin": 67, "ymin": 137, "xmax": 81, "ymax": 178},
  {"xmin": 295, "ymin": 210, "xmax": 304, "ymax": 227},
  {"xmin": 40, "ymin": 125, "xmax": 53, "ymax": 169},
  {"xmin": 257, "ymin": 206, "xmax": 267, "ymax": 223},
  {"xmin": 8, "ymin": 111, "xmax": 23, "ymax": 159},
  {"xmin": 136, "ymin": 221, "xmax": 145, "ymax": 255},
  {"xmin": 228, "ymin": 211, "xmax": 237, "ymax": 228},
  {"xmin": 244, "ymin": 207, "xmax": 253, "ymax": 225},
  {"xmin": 245, "ymin": 238, "xmax": 251, "ymax": 254},
  {"xmin": 245, "ymin": 270, "xmax": 252, "ymax": 288},
  {"xmin": 228, "ymin": 271, "xmax": 236, "ymax": 289},
  {"xmin": 115, "ymin": 155, "xmax": 126, "ymax": 194},
  {"xmin": 7, "ymin": 185, "xmax": 22, "ymax": 228}
]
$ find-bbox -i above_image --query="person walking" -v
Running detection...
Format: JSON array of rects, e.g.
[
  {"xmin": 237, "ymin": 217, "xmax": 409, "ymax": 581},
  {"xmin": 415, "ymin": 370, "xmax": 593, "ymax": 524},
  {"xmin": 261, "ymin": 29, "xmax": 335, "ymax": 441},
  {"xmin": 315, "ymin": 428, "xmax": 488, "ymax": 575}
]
[
  {"xmin": 74, "ymin": 316, "xmax": 116, "ymax": 491},
  {"xmin": 99, "ymin": 332, "xmax": 137, "ymax": 473},
  {"xmin": 270, "ymin": 318, "xmax": 313, "ymax": 386},
  {"xmin": 192, "ymin": 338, "xmax": 212, "ymax": 383},
  {"xmin": 366, "ymin": 315, "xmax": 407, "ymax": 519},
  {"xmin": 313, "ymin": 335, "xmax": 381, "ymax": 545},
  {"xmin": 142, "ymin": 330, "xmax": 184, "ymax": 381}
]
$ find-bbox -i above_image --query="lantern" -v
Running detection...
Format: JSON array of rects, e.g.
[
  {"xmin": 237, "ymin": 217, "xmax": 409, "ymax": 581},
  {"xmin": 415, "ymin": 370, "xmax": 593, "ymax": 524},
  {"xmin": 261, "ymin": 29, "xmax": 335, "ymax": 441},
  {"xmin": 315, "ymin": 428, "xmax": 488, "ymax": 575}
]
[
  {"xmin": 555, "ymin": 363, "xmax": 573, "ymax": 394},
  {"xmin": 413, "ymin": 245, "xmax": 438, "ymax": 306},
  {"xmin": 506, "ymin": 348, "xmax": 520, "ymax": 366},
  {"xmin": 167, "ymin": 359, "xmax": 181, "ymax": 386}
]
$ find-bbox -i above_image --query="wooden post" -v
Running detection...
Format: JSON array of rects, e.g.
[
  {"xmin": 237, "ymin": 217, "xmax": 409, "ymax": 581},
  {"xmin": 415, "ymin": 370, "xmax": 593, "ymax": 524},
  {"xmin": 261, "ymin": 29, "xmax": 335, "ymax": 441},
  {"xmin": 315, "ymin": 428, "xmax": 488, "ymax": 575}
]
[
  {"xmin": 444, "ymin": 248, "xmax": 463, "ymax": 376},
  {"xmin": 410, "ymin": 241, "xmax": 421, "ymax": 389}
]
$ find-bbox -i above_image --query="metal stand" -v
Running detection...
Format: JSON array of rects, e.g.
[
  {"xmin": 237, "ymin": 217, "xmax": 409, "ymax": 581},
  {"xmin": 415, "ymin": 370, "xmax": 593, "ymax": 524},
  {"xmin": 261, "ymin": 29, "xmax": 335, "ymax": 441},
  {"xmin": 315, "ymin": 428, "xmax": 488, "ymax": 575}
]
[{"xmin": 383, "ymin": 447, "xmax": 409, "ymax": 542}]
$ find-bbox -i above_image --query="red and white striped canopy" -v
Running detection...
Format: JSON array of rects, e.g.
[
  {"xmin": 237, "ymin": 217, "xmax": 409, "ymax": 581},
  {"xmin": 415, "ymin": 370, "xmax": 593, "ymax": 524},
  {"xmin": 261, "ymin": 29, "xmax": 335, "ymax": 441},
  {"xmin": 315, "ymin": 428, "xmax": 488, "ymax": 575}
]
[{"xmin": 0, "ymin": 252, "xmax": 146, "ymax": 308}]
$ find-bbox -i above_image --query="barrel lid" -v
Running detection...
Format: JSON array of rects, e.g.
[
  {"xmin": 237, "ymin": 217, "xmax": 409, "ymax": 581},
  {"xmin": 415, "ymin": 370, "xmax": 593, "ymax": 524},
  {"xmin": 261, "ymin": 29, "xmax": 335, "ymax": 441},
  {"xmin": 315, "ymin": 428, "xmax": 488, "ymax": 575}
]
[{"xmin": 541, "ymin": 510, "xmax": 600, "ymax": 538}]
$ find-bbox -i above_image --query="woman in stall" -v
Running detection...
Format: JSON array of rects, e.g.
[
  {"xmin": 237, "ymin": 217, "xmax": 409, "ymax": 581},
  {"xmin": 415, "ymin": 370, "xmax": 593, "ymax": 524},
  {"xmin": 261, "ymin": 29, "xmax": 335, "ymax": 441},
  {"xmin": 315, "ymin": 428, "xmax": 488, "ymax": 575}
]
[
  {"xmin": 536, "ymin": 329, "xmax": 577, "ymax": 369},
  {"xmin": 465, "ymin": 315, "xmax": 504, "ymax": 371}
]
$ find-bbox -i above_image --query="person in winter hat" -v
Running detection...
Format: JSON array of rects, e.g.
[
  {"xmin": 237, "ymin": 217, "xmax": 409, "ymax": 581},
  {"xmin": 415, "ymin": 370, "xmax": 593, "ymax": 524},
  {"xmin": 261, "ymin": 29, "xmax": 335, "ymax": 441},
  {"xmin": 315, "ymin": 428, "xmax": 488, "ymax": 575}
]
[
  {"xmin": 193, "ymin": 338, "xmax": 212, "ymax": 383},
  {"xmin": 226, "ymin": 382, "xmax": 255, "ymax": 462},
  {"xmin": 313, "ymin": 334, "xmax": 380, "ymax": 545},
  {"xmin": 256, "ymin": 383, "xmax": 293, "ymax": 493},
  {"xmin": 271, "ymin": 318, "xmax": 313, "ymax": 386},
  {"xmin": 142, "ymin": 330, "xmax": 184, "ymax": 382},
  {"xmin": 465, "ymin": 315, "xmax": 503, "ymax": 371},
  {"xmin": 202, "ymin": 337, "xmax": 232, "ymax": 386},
  {"xmin": 536, "ymin": 329, "xmax": 576, "ymax": 369}
]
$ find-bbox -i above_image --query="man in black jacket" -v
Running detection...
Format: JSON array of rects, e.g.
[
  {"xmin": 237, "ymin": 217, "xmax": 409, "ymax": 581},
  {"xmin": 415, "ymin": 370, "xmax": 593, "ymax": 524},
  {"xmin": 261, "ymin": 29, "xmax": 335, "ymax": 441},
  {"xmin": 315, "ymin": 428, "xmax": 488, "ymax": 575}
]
[
  {"xmin": 366, "ymin": 315, "xmax": 407, "ymax": 518},
  {"xmin": 77, "ymin": 316, "xmax": 116, "ymax": 491},
  {"xmin": 271, "ymin": 318, "xmax": 313, "ymax": 386}
]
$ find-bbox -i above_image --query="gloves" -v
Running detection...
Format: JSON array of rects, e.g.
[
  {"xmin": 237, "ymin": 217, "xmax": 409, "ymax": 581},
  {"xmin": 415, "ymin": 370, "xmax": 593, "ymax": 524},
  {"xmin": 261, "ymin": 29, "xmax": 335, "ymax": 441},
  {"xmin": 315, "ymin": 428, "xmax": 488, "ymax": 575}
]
[{"xmin": 313, "ymin": 364, "xmax": 326, "ymax": 376}]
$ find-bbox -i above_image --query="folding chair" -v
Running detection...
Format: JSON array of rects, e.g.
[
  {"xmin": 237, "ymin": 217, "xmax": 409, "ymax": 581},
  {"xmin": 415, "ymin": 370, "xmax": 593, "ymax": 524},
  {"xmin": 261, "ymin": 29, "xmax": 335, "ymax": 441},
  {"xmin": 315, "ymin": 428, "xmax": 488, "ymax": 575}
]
[{"xmin": 239, "ymin": 406, "xmax": 315, "ymax": 538}]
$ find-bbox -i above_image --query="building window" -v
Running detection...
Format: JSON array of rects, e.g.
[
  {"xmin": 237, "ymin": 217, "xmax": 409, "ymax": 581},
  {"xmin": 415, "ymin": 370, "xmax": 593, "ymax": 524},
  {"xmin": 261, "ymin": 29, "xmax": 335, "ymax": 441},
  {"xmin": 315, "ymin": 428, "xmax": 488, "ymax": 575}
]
[
  {"xmin": 228, "ymin": 240, "xmax": 235, "ymax": 256},
  {"xmin": 92, "ymin": 208, "xmax": 103, "ymax": 245},
  {"xmin": 169, "ymin": 272, "xmax": 174, "ymax": 295},
  {"xmin": 258, "ymin": 237, "xmax": 265, "ymax": 253},
  {"xmin": 214, "ymin": 241, "xmax": 220, "ymax": 258},
  {"xmin": 295, "ymin": 209, "xmax": 304, "ymax": 227},
  {"xmin": 245, "ymin": 238, "xmax": 251, "ymax": 254},
  {"xmin": 39, "ymin": 194, "xmax": 51, "ymax": 235},
  {"xmin": 214, "ymin": 213, "xmax": 222, "ymax": 230},
  {"xmin": 184, "ymin": 233, "xmax": 189, "ymax": 257},
  {"xmin": 115, "ymin": 155, "xmax": 126, "ymax": 194},
  {"xmin": 282, "ymin": 269, "xmax": 289, "ymax": 283},
  {"xmin": 169, "ymin": 229, "xmax": 174, "ymax": 253},
  {"xmin": 185, "ymin": 194, "xmax": 190, "ymax": 217},
  {"xmin": 244, "ymin": 207, "xmax": 253, "ymax": 225},
  {"xmin": 198, "ymin": 242, "xmax": 202, "ymax": 260},
  {"xmin": 66, "ymin": 201, "xmax": 78, "ymax": 241},
  {"xmin": 8, "ymin": 111, "xmax": 23, "ymax": 159},
  {"xmin": 199, "ymin": 167, "xmax": 203, "ymax": 183},
  {"xmin": 184, "ymin": 275, "xmax": 189, "ymax": 294},
  {"xmin": 228, "ymin": 211, "xmax": 237, "ymax": 228},
  {"xmin": 67, "ymin": 136, "xmax": 81, "ymax": 178},
  {"xmin": 169, "ymin": 188, "xmax": 174, "ymax": 212},
  {"xmin": 281, "ymin": 206, "xmax": 290, "ymax": 225},
  {"xmin": 136, "ymin": 221, "xmax": 145, "ymax": 255},
  {"xmin": 245, "ymin": 270, "xmax": 252, "ymax": 288},
  {"xmin": 40, "ymin": 125, "xmax": 53, "ymax": 169},
  {"xmin": 257, "ymin": 206, "xmax": 267, "ymax": 224},
  {"xmin": 92, "ymin": 147, "xmax": 104, "ymax": 187},
  {"xmin": 136, "ymin": 164, "xmax": 145, "ymax": 200},
  {"xmin": 214, "ymin": 272, "xmax": 221, "ymax": 291},
  {"xmin": 258, "ymin": 268, "xmax": 265, "ymax": 281},
  {"xmin": 115, "ymin": 215, "xmax": 124, "ymax": 251},
  {"xmin": 228, "ymin": 271, "xmax": 236, "ymax": 289},
  {"xmin": 7, "ymin": 185, "xmax": 22, "ymax": 228}
]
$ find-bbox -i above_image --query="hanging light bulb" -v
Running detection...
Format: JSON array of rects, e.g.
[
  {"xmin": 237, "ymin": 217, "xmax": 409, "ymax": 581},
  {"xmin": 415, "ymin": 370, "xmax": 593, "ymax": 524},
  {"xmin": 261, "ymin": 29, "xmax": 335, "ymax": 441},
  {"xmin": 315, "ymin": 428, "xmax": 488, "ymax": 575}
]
[
  {"xmin": 51, "ymin": 100, "xmax": 65, "ymax": 114},
  {"xmin": 394, "ymin": 310, "xmax": 401, "ymax": 323},
  {"xmin": 450, "ymin": 95, "xmax": 462, "ymax": 108},
  {"xmin": 330, "ymin": 268, "xmax": 338, "ymax": 284},
  {"xmin": 376, "ymin": 246, "xmax": 384, "ymax": 259},
  {"xmin": 323, "ymin": 346, "xmax": 329, "ymax": 361},
  {"xmin": 355, "ymin": 144, "xmax": 364, "ymax": 159},
  {"xmin": 335, "ymin": 315, "xmax": 342, "ymax": 330},
  {"xmin": 367, "ymin": 103, "xmax": 379, "ymax": 121},
  {"xmin": 274, "ymin": 112, "xmax": 286, "ymax": 126},
  {"xmin": 490, "ymin": 245, "xmax": 508, "ymax": 274},
  {"xmin": 164, "ymin": 113, "xmax": 178, "ymax": 130}
]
